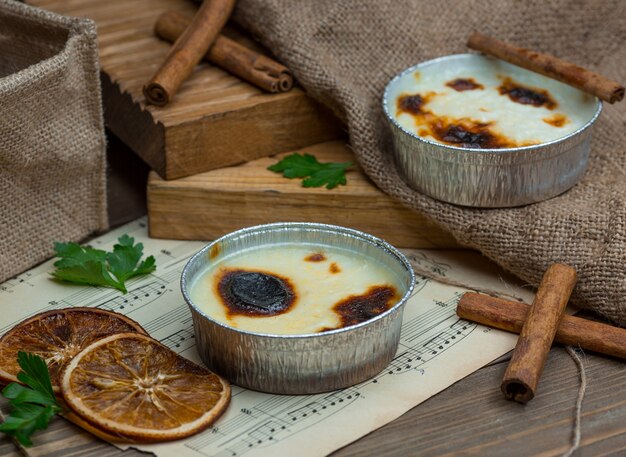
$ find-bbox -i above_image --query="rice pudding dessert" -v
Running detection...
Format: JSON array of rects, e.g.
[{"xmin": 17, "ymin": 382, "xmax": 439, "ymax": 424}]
[
  {"xmin": 189, "ymin": 243, "xmax": 404, "ymax": 335},
  {"xmin": 387, "ymin": 54, "xmax": 598, "ymax": 149}
]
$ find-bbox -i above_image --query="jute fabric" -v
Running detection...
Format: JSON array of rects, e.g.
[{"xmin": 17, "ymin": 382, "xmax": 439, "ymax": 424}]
[
  {"xmin": 234, "ymin": 0, "xmax": 626, "ymax": 324},
  {"xmin": 0, "ymin": 0, "xmax": 107, "ymax": 283}
]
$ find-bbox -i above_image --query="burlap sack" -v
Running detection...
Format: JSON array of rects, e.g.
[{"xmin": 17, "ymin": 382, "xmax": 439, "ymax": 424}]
[
  {"xmin": 0, "ymin": 0, "xmax": 107, "ymax": 283},
  {"xmin": 233, "ymin": 0, "xmax": 626, "ymax": 324}
]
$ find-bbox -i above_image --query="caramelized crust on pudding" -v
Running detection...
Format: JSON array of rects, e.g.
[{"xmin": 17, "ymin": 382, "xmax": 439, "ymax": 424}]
[
  {"xmin": 319, "ymin": 285, "xmax": 399, "ymax": 332},
  {"xmin": 399, "ymin": 95, "xmax": 530, "ymax": 149},
  {"xmin": 543, "ymin": 113, "xmax": 569, "ymax": 127},
  {"xmin": 446, "ymin": 78, "xmax": 484, "ymax": 91},
  {"xmin": 390, "ymin": 55, "xmax": 597, "ymax": 149},
  {"xmin": 398, "ymin": 94, "xmax": 426, "ymax": 115},
  {"xmin": 498, "ymin": 77, "xmax": 557, "ymax": 109},
  {"xmin": 192, "ymin": 244, "xmax": 405, "ymax": 334},
  {"xmin": 216, "ymin": 268, "xmax": 296, "ymax": 317},
  {"xmin": 304, "ymin": 252, "xmax": 326, "ymax": 262},
  {"xmin": 428, "ymin": 118, "xmax": 526, "ymax": 149},
  {"xmin": 397, "ymin": 86, "xmax": 543, "ymax": 149}
]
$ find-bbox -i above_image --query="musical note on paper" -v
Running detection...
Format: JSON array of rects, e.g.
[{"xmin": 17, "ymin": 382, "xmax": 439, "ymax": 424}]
[
  {"xmin": 161, "ymin": 327, "xmax": 196, "ymax": 352},
  {"xmin": 0, "ymin": 271, "xmax": 35, "ymax": 293},
  {"xmin": 0, "ymin": 217, "xmax": 530, "ymax": 457},
  {"xmin": 406, "ymin": 251, "xmax": 451, "ymax": 278}
]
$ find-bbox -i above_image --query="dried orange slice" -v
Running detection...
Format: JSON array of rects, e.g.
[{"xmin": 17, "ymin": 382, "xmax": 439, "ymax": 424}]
[
  {"xmin": 60, "ymin": 333, "xmax": 230, "ymax": 442},
  {"xmin": 0, "ymin": 308, "xmax": 147, "ymax": 391}
]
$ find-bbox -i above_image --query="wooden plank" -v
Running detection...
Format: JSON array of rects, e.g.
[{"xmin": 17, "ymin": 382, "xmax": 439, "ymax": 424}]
[
  {"xmin": 332, "ymin": 348, "xmax": 626, "ymax": 457},
  {"xmin": 27, "ymin": 0, "xmax": 343, "ymax": 179},
  {"xmin": 147, "ymin": 141, "xmax": 459, "ymax": 248},
  {"xmin": 3, "ymin": 348, "xmax": 625, "ymax": 456}
]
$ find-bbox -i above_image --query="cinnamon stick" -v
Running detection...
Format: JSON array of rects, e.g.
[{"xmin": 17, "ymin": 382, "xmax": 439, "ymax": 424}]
[
  {"xmin": 155, "ymin": 11, "xmax": 293, "ymax": 94},
  {"xmin": 143, "ymin": 0, "xmax": 236, "ymax": 106},
  {"xmin": 500, "ymin": 264, "xmax": 577, "ymax": 403},
  {"xmin": 467, "ymin": 32, "xmax": 625, "ymax": 104},
  {"xmin": 457, "ymin": 292, "xmax": 626, "ymax": 360}
]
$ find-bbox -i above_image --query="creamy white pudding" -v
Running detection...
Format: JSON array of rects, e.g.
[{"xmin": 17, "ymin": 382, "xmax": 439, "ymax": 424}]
[
  {"xmin": 189, "ymin": 243, "xmax": 404, "ymax": 335},
  {"xmin": 386, "ymin": 54, "xmax": 598, "ymax": 148}
]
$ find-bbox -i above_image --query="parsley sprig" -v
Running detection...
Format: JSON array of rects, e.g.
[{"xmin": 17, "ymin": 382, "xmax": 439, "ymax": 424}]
[
  {"xmin": 0, "ymin": 352, "xmax": 62, "ymax": 446},
  {"xmin": 51, "ymin": 234, "xmax": 156, "ymax": 294},
  {"xmin": 268, "ymin": 153, "xmax": 353, "ymax": 189}
]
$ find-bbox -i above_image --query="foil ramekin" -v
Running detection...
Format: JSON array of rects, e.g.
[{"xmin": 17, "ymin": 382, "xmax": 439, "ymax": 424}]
[
  {"xmin": 181, "ymin": 222, "xmax": 415, "ymax": 394},
  {"xmin": 383, "ymin": 54, "xmax": 603, "ymax": 208}
]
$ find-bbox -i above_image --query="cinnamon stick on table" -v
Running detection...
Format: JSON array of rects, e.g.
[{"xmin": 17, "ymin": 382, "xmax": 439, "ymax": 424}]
[
  {"xmin": 155, "ymin": 11, "xmax": 293, "ymax": 94},
  {"xmin": 467, "ymin": 32, "xmax": 625, "ymax": 103},
  {"xmin": 143, "ymin": 0, "xmax": 236, "ymax": 106},
  {"xmin": 501, "ymin": 264, "xmax": 577, "ymax": 403},
  {"xmin": 457, "ymin": 292, "xmax": 626, "ymax": 360}
]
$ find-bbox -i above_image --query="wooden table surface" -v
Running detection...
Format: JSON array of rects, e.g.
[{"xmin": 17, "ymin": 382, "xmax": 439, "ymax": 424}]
[{"xmin": 1, "ymin": 134, "xmax": 625, "ymax": 457}]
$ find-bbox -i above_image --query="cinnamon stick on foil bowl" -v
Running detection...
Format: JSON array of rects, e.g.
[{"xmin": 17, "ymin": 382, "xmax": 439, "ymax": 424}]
[
  {"xmin": 383, "ymin": 53, "xmax": 602, "ymax": 207},
  {"xmin": 467, "ymin": 32, "xmax": 624, "ymax": 104}
]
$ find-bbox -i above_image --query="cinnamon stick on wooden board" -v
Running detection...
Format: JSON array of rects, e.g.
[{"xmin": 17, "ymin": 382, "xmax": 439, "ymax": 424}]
[
  {"xmin": 457, "ymin": 292, "xmax": 626, "ymax": 360},
  {"xmin": 467, "ymin": 32, "xmax": 625, "ymax": 103},
  {"xmin": 500, "ymin": 264, "xmax": 577, "ymax": 403},
  {"xmin": 155, "ymin": 11, "xmax": 293, "ymax": 94},
  {"xmin": 143, "ymin": 0, "xmax": 236, "ymax": 106}
]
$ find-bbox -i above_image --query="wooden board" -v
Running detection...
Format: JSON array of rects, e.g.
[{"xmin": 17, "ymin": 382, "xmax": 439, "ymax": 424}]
[
  {"xmin": 27, "ymin": 0, "xmax": 343, "ymax": 180},
  {"xmin": 147, "ymin": 141, "xmax": 458, "ymax": 248}
]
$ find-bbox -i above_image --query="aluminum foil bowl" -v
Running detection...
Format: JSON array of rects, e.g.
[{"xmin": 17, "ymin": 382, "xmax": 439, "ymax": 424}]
[
  {"xmin": 383, "ymin": 53, "xmax": 603, "ymax": 207},
  {"xmin": 181, "ymin": 222, "xmax": 416, "ymax": 394}
]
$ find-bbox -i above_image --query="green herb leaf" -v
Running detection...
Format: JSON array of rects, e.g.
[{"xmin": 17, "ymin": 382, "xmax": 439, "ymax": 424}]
[
  {"xmin": 15, "ymin": 353, "xmax": 55, "ymax": 399},
  {"xmin": 268, "ymin": 153, "xmax": 353, "ymax": 189},
  {"xmin": 0, "ymin": 353, "xmax": 62, "ymax": 446},
  {"xmin": 51, "ymin": 243, "xmax": 122, "ymax": 291},
  {"xmin": 51, "ymin": 235, "xmax": 156, "ymax": 294},
  {"xmin": 3, "ymin": 384, "xmax": 57, "ymax": 407},
  {"xmin": 106, "ymin": 235, "xmax": 156, "ymax": 284}
]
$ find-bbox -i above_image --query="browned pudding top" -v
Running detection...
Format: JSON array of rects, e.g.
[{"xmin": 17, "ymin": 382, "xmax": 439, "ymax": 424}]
[
  {"xmin": 304, "ymin": 252, "xmax": 326, "ymax": 262},
  {"xmin": 216, "ymin": 268, "xmax": 296, "ymax": 317},
  {"xmin": 398, "ymin": 94, "xmax": 426, "ymax": 115},
  {"xmin": 214, "ymin": 266, "xmax": 398, "ymax": 332},
  {"xmin": 498, "ymin": 77, "xmax": 557, "ymax": 109},
  {"xmin": 396, "ymin": 85, "xmax": 544, "ymax": 149},
  {"xmin": 319, "ymin": 285, "xmax": 399, "ymax": 332},
  {"xmin": 543, "ymin": 113, "xmax": 569, "ymax": 127},
  {"xmin": 398, "ymin": 94, "xmax": 525, "ymax": 149},
  {"xmin": 426, "ymin": 118, "xmax": 520, "ymax": 149},
  {"xmin": 446, "ymin": 78, "xmax": 484, "ymax": 91}
]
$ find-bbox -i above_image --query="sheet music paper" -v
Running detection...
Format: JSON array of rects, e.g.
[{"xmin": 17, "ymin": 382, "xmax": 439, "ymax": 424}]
[{"xmin": 0, "ymin": 218, "xmax": 534, "ymax": 457}]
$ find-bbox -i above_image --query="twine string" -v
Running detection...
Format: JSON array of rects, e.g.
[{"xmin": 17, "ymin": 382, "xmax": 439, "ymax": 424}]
[
  {"xmin": 408, "ymin": 260, "xmax": 587, "ymax": 456},
  {"xmin": 561, "ymin": 346, "xmax": 587, "ymax": 457}
]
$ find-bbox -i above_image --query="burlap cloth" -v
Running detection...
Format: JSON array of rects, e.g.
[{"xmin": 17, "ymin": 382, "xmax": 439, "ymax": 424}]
[
  {"xmin": 0, "ymin": 0, "xmax": 107, "ymax": 283},
  {"xmin": 233, "ymin": 0, "xmax": 626, "ymax": 325}
]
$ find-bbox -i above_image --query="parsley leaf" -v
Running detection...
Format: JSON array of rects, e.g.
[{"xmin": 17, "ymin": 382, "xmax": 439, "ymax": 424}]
[
  {"xmin": 268, "ymin": 153, "xmax": 353, "ymax": 189},
  {"xmin": 106, "ymin": 235, "xmax": 156, "ymax": 283},
  {"xmin": 0, "ymin": 352, "xmax": 62, "ymax": 446},
  {"xmin": 51, "ymin": 235, "xmax": 156, "ymax": 294}
]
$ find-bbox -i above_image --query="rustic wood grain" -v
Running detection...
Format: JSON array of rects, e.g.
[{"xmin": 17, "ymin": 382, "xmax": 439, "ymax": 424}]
[
  {"xmin": 27, "ymin": 0, "xmax": 343, "ymax": 179},
  {"xmin": 331, "ymin": 348, "xmax": 626, "ymax": 457},
  {"xmin": 2, "ymin": 349, "xmax": 624, "ymax": 456},
  {"xmin": 147, "ymin": 140, "xmax": 458, "ymax": 248}
]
